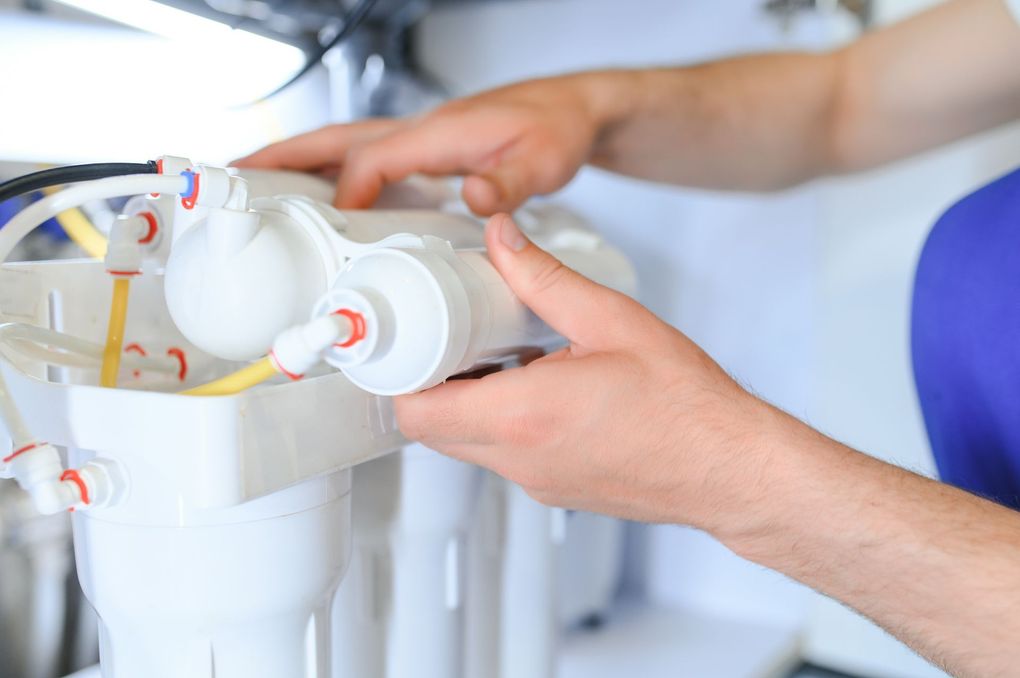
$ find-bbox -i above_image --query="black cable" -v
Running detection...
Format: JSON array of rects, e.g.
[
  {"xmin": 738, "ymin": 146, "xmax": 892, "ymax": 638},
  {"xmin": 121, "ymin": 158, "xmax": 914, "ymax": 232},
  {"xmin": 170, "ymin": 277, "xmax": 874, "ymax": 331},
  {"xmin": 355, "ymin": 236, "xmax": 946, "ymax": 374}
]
[
  {"xmin": 254, "ymin": 0, "xmax": 382, "ymax": 104},
  {"xmin": 0, "ymin": 161, "xmax": 159, "ymax": 205}
]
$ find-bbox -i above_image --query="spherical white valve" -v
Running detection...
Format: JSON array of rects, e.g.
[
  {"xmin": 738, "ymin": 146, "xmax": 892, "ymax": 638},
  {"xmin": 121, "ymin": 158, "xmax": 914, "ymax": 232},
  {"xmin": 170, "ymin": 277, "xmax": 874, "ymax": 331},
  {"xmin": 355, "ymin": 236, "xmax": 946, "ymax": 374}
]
[{"xmin": 164, "ymin": 205, "xmax": 329, "ymax": 361}]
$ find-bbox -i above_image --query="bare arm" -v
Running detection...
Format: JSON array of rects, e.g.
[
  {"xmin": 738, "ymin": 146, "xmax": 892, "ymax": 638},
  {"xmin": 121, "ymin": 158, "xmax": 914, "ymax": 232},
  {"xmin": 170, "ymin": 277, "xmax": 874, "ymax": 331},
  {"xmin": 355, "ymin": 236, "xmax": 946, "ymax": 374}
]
[
  {"xmin": 590, "ymin": 0, "xmax": 1020, "ymax": 190},
  {"xmin": 237, "ymin": 0, "xmax": 1020, "ymax": 210},
  {"xmin": 725, "ymin": 408, "xmax": 1020, "ymax": 677},
  {"xmin": 397, "ymin": 214, "xmax": 1020, "ymax": 677}
]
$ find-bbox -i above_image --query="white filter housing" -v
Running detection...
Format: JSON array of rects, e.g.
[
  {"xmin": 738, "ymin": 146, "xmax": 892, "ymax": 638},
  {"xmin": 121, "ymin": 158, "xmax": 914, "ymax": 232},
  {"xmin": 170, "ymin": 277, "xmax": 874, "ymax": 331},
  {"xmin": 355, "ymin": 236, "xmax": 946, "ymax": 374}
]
[
  {"xmin": 333, "ymin": 445, "xmax": 482, "ymax": 678},
  {"xmin": 163, "ymin": 181, "xmax": 637, "ymax": 394},
  {"xmin": 317, "ymin": 230, "xmax": 634, "ymax": 395}
]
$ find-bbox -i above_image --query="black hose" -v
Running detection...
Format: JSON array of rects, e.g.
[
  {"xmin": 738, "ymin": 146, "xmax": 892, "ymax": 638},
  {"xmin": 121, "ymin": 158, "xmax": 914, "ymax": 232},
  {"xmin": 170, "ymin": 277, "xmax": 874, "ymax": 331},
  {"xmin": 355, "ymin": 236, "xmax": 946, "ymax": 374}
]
[
  {"xmin": 0, "ymin": 162, "xmax": 159, "ymax": 205},
  {"xmin": 255, "ymin": 0, "xmax": 381, "ymax": 103}
]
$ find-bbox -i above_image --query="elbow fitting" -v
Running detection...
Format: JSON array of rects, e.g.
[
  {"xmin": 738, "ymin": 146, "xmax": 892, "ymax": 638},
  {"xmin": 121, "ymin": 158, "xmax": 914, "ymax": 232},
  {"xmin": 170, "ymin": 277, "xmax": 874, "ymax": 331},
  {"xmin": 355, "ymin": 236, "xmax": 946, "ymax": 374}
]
[
  {"xmin": 269, "ymin": 315, "xmax": 357, "ymax": 380},
  {"xmin": 4, "ymin": 442, "xmax": 126, "ymax": 514},
  {"xmin": 30, "ymin": 478, "xmax": 81, "ymax": 515},
  {"xmin": 5, "ymin": 442, "xmax": 63, "ymax": 491},
  {"xmin": 30, "ymin": 459, "xmax": 126, "ymax": 514},
  {"xmin": 105, "ymin": 214, "xmax": 149, "ymax": 275}
]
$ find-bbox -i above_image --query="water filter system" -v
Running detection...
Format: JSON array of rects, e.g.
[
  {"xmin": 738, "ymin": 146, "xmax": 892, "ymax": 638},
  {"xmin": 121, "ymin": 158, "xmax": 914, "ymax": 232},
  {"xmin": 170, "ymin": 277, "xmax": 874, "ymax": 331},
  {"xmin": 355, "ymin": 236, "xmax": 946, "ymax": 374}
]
[
  {"xmin": 161, "ymin": 165, "xmax": 634, "ymax": 394},
  {"xmin": 0, "ymin": 157, "xmax": 637, "ymax": 678}
]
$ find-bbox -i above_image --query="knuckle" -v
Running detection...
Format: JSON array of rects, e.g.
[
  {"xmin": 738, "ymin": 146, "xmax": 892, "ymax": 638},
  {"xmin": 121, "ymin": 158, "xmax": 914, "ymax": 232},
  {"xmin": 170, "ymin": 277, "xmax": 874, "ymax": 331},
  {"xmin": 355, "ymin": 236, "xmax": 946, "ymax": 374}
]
[
  {"xmin": 346, "ymin": 141, "xmax": 400, "ymax": 185},
  {"xmin": 344, "ymin": 141, "xmax": 373, "ymax": 166}
]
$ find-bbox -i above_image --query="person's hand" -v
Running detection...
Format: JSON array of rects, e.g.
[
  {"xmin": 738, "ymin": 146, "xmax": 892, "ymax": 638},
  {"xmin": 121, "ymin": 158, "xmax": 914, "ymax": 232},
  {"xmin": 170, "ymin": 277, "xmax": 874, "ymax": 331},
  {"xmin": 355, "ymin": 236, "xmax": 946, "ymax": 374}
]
[
  {"xmin": 232, "ymin": 74, "xmax": 610, "ymax": 215},
  {"xmin": 394, "ymin": 213, "xmax": 785, "ymax": 531}
]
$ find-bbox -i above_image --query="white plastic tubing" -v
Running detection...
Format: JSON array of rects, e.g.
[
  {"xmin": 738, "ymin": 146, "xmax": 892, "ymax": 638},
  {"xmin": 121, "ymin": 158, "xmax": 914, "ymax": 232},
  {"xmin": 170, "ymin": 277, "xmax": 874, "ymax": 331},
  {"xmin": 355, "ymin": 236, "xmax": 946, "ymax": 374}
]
[
  {"xmin": 0, "ymin": 174, "xmax": 187, "ymax": 422},
  {"xmin": 0, "ymin": 354, "xmax": 31, "ymax": 445},
  {"xmin": 0, "ymin": 323, "xmax": 179, "ymax": 374},
  {"xmin": 0, "ymin": 174, "xmax": 188, "ymax": 511},
  {"xmin": 0, "ymin": 174, "xmax": 188, "ymax": 264}
]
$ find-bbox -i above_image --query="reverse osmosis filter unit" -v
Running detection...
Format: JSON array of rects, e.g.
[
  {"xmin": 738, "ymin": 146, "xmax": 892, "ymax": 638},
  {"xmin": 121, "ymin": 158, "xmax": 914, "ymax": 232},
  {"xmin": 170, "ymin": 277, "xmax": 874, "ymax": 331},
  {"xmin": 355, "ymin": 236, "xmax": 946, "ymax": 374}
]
[{"xmin": 0, "ymin": 158, "xmax": 636, "ymax": 677}]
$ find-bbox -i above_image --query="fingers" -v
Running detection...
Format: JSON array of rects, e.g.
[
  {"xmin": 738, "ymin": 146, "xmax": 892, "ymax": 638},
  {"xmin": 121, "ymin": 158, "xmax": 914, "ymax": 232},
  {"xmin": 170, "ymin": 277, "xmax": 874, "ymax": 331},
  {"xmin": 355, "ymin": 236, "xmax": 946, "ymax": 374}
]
[
  {"xmin": 335, "ymin": 111, "xmax": 563, "ymax": 212},
  {"xmin": 395, "ymin": 375, "xmax": 520, "ymax": 447},
  {"xmin": 463, "ymin": 165, "xmax": 534, "ymax": 215},
  {"xmin": 484, "ymin": 214, "xmax": 637, "ymax": 349},
  {"xmin": 234, "ymin": 107, "xmax": 572, "ymax": 214},
  {"xmin": 461, "ymin": 176, "xmax": 507, "ymax": 215},
  {"xmin": 461, "ymin": 146, "xmax": 538, "ymax": 214},
  {"xmin": 334, "ymin": 116, "xmax": 489, "ymax": 209},
  {"xmin": 462, "ymin": 135, "xmax": 573, "ymax": 215},
  {"xmin": 395, "ymin": 365, "xmax": 558, "ymax": 477},
  {"xmin": 231, "ymin": 119, "xmax": 402, "ymax": 171}
]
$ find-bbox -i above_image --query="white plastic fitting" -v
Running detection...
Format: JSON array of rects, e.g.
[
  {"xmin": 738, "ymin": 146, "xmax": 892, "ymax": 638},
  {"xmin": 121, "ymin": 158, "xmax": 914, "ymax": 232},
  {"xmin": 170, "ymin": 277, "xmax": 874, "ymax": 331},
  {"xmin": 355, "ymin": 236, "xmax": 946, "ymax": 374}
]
[
  {"xmin": 104, "ymin": 214, "xmax": 148, "ymax": 275},
  {"xmin": 5, "ymin": 442, "xmax": 62, "ymax": 490},
  {"xmin": 203, "ymin": 178, "xmax": 261, "ymax": 259},
  {"xmin": 269, "ymin": 314, "xmax": 355, "ymax": 379},
  {"xmin": 190, "ymin": 164, "xmax": 236, "ymax": 210},
  {"xmin": 156, "ymin": 155, "xmax": 192, "ymax": 181},
  {"xmin": 27, "ymin": 478, "xmax": 80, "ymax": 515},
  {"xmin": 120, "ymin": 197, "xmax": 171, "ymax": 264},
  {"xmin": 71, "ymin": 458, "xmax": 127, "ymax": 509},
  {"xmin": 4, "ymin": 443, "xmax": 77, "ymax": 514}
]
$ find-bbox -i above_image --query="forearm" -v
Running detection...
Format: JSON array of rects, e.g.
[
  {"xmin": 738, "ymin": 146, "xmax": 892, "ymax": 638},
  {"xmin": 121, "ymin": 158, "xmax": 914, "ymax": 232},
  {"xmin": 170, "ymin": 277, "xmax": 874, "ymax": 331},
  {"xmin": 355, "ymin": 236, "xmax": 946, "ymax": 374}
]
[
  {"xmin": 581, "ymin": 0, "xmax": 1020, "ymax": 192},
  {"xmin": 583, "ymin": 56, "xmax": 843, "ymax": 191},
  {"xmin": 716, "ymin": 406, "xmax": 1020, "ymax": 677}
]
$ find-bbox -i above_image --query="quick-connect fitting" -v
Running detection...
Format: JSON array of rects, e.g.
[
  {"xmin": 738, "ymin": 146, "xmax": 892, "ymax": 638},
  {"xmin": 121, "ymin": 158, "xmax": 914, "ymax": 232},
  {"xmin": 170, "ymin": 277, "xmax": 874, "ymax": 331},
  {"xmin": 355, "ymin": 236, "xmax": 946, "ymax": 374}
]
[
  {"xmin": 150, "ymin": 155, "xmax": 191, "ymax": 199},
  {"xmin": 179, "ymin": 164, "xmax": 234, "ymax": 211},
  {"xmin": 5, "ymin": 442, "xmax": 72, "ymax": 514},
  {"xmin": 104, "ymin": 213, "xmax": 150, "ymax": 275},
  {"xmin": 2, "ymin": 441, "xmax": 127, "ymax": 514},
  {"xmin": 3, "ymin": 442, "xmax": 60, "ymax": 487},
  {"xmin": 30, "ymin": 477, "xmax": 81, "ymax": 515},
  {"xmin": 70, "ymin": 458, "xmax": 127, "ymax": 510},
  {"xmin": 269, "ymin": 314, "xmax": 356, "ymax": 380},
  {"xmin": 312, "ymin": 288, "xmax": 380, "ymax": 369}
]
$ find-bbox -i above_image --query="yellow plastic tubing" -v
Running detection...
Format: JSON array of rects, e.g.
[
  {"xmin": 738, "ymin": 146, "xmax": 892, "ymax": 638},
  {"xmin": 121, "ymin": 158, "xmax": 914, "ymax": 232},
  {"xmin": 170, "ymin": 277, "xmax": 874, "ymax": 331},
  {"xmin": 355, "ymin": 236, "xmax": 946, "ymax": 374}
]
[
  {"xmin": 180, "ymin": 357, "xmax": 278, "ymax": 396},
  {"xmin": 54, "ymin": 208, "xmax": 107, "ymax": 259},
  {"xmin": 40, "ymin": 185, "xmax": 108, "ymax": 259},
  {"xmin": 99, "ymin": 277, "xmax": 131, "ymax": 388}
]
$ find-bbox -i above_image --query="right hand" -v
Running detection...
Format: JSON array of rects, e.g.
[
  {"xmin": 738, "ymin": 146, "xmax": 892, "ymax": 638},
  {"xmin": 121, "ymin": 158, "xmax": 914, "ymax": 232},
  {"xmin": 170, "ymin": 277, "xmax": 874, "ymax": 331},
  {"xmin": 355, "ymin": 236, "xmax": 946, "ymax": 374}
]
[{"xmin": 233, "ymin": 73, "xmax": 609, "ymax": 215}]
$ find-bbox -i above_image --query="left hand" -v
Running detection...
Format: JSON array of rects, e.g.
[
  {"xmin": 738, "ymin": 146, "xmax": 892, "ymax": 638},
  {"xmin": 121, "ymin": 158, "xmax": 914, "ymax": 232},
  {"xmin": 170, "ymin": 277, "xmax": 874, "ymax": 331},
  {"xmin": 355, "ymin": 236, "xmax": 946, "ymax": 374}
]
[{"xmin": 395, "ymin": 214, "xmax": 782, "ymax": 530}]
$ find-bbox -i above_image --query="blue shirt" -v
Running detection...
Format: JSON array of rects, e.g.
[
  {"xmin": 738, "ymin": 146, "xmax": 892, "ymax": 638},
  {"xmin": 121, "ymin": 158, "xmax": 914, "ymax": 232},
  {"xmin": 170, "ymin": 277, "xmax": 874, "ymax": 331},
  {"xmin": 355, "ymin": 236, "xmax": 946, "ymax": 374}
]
[{"xmin": 912, "ymin": 166, "xmax": 1020, "ymax": 509}]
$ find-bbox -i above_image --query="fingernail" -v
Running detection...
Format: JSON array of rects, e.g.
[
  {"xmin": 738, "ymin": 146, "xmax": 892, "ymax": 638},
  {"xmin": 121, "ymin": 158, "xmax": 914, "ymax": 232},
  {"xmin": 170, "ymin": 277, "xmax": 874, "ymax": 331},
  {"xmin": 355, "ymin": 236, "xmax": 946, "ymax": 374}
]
[{"xmin": 498, "ymin": 214, "xmax": 528, "ymax": 252}]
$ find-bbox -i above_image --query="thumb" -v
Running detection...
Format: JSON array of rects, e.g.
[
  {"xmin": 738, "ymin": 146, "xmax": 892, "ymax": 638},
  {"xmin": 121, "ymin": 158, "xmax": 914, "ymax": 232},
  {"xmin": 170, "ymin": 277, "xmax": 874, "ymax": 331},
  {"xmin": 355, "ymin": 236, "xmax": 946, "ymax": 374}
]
[{"xmin": 484, "ymin": 213, "xmax": 623, "ymax": 349}]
